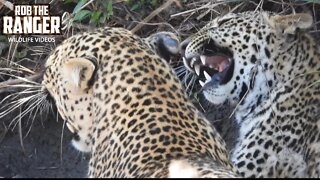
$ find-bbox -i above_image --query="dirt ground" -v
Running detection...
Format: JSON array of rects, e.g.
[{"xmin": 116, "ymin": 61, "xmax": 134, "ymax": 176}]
[
  {"xmin": 0, "ymin": 113, "xmax": 89, "ymax": 178},
  {"xmin": 0, "ymin": 0, "xmax": 319, "ymax": 178}
]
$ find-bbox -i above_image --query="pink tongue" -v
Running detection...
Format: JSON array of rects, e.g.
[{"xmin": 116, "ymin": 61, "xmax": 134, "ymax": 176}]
[{"xmin": 206, "ymin": 55, "xmax": 230, "ymax": 72}]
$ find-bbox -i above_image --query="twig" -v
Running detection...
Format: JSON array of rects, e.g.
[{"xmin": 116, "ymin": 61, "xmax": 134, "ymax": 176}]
[
  {"xmin": 35, "ymin": 166, "xmax": 59, "ymax": 170},
  {"xmin": 131, "ymin": 21, "xmax": 179, "ymax": 35},
  {"xmin": 0, "ymin": 73, "xmax": 42, "ymax": 93},
  {"xmin": 0, "ymin": 0, "xmax": 14, "ymax": 11},
  {"xmin": 170, "ymin": 1, "xmax": 235, "ymax": 18},
  {"xmin": 6, "ymin": 39, "xmax": 18, "ymax": 66},
  {"xmin": 131, "ymin": 0, "xmax": 180, "ymax": 34},
  {"xmin": 229, "ymin": 2, "xmax": 245, "ymax": 14},
  {"xmin": 170, "ymin": 2, "xmax": 211, "ymax": 18}
]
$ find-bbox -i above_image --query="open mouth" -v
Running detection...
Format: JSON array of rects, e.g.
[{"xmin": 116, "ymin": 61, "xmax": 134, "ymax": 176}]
[{"xmin": 183, "ymin": 40, "xmax": 234, "ymax": 87}]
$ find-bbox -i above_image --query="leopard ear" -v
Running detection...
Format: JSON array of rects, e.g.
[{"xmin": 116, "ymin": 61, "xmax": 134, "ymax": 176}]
[
  {"xmin": 63, "ymin": 57, "xmax": 96, "ymax": 93},
  {"xmin": 266, "ymin": 13, "xmax": 313, "ymax": 34}
]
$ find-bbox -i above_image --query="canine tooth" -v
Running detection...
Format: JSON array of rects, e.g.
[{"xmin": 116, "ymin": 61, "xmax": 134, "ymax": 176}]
[
  {"xmin": 200, "ymin": 55, "xmax": 206, "ymax": 65},
  {"xmin": 195, "ymin": 65, "xmax": 200, "ymax": 76},
  {"xmin": 199, "ymin": 80, "xmax": 205, "ymax": 87},
  {"xmin": 191, "ymin": 58, "xmax": 197, "ymax": 67},
  {"xmin": 190, "ymin": 61, "xmax": 194, "ymax": 68},
  {"xmin": 204, "ymin": 71, "xmax": 212, "ymax": 81},
  {"xmin": 183, "ymin": 57, "xmax": 195, "ymax": 72}
]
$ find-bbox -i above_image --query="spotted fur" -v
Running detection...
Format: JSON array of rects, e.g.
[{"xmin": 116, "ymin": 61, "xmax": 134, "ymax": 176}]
[
  {"xmin": 41, "ymin": 27, "xmax": 237, "ymax": 177},
  {"xmin": 182, "ymin": 11, "xmax": 320, "ymax": 178}
]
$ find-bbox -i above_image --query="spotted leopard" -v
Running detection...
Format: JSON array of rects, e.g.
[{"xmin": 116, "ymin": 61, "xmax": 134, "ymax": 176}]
[
  {"xmin": 181, "ymin": 11, "xmax": 320, "ymax": 178},
  {"xmin": 39, "ymin": 27, "xmax": 237, "ymax": 177}
]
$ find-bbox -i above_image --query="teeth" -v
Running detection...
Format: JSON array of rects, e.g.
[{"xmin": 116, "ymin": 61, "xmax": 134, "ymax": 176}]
[
  {"xmin": 183, "ymin": 57, "xmax": 194, "ymax": 72},
  {"xmin": 191, "ymin": 58, "xmax": 197, "ymax": 68},
  {"xmin": 199, "ymin": 80, "xmax": 205, "ymax": 87},
  {"xmin": 195, "ymin": 64, "xmax": 200, "ymax": 76},
  {"xmin": 183, "ymin": 57, "xmax": 186, "ymax": 62},
  {"xmin": 200, "ymin": 55, "xmax": 206, "ymax": 65},
  {"xmin": 204, "ymin": 71, "xmax": 212, "ymax": 81}
]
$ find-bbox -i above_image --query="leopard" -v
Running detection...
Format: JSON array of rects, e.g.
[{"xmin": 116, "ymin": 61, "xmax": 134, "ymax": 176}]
[
  {"xmin": 180, "ymin": 11, "xmax": 320, "ymax": 178},
  {"xmin": 39, "ymin": 27, "xmax": 238, "ymax": 177}
]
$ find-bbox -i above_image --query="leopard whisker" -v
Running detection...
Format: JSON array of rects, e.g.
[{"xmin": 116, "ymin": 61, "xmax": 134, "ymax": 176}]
[
  {"xmin": 24, "ymin": 95, "xmax": 48, "ymax": 138},
  {"xmin": 181, "ymin": 70, "xmax": 196, "ymax": 94},
  {"xmin": 0, "ymin": 87, "xmax": 41, "ymax": 104},
  {"xmin": 169, "ymin": 60, "xmax": 183, "ymax": 66},
  {"xmin": 176, "ymin": 71, "xmax": 186, "ymax": 78},
  {"xmin": 173, "ymin": 65, "xmax": 185, "ymax": 72},
  {"xmin": 8, "ymin": 94, "xmax": 46, "ymax": 130},
  {"xmin": 188, "ymin": 76, "xmax": 197, "ymax": 96},
  {"xmin": 1, "ymin": 84, "xmax": 42, "ymax": 88},
  {"xmin": 185, "ymin": 74, "xmax": 196, "ymax": 93},
  {"xmin": 0, "ymin": 93, "xmax": 42, "ymax": 119},
  {"xmin": 176, "ymin": 68, "xmax": 187, "ymax": 77}
]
